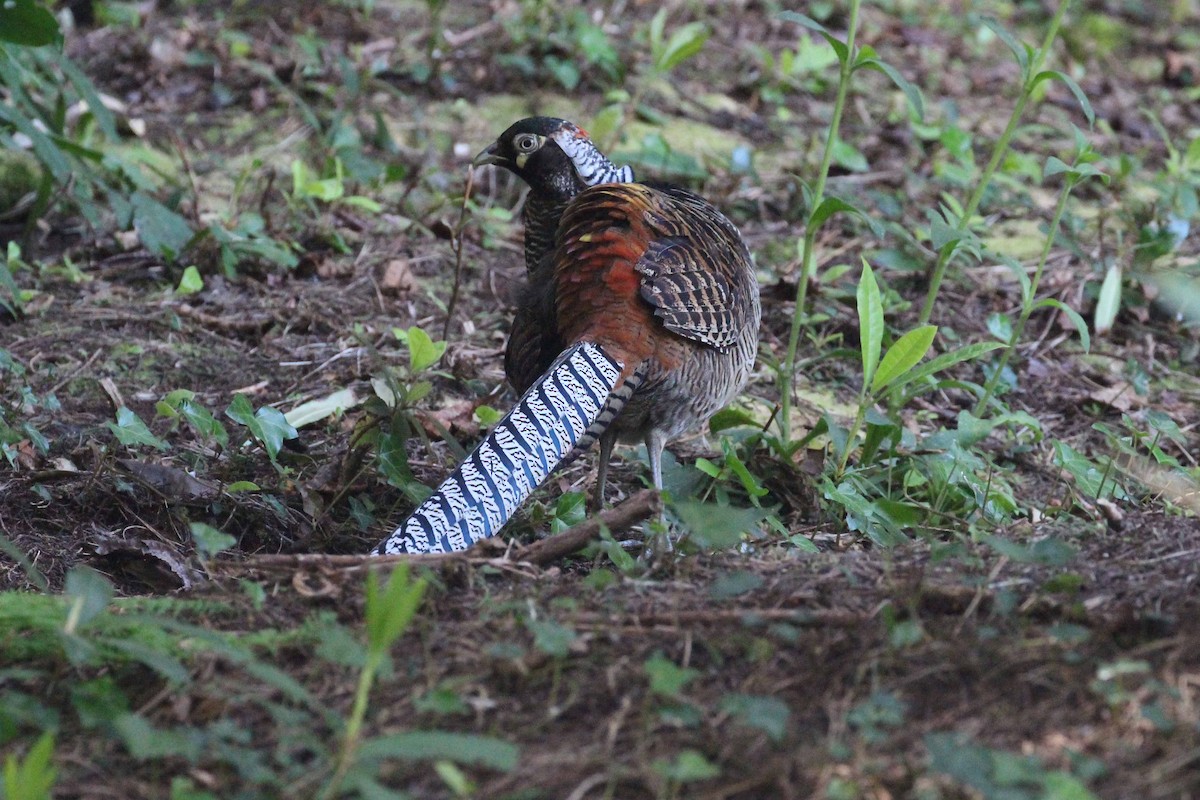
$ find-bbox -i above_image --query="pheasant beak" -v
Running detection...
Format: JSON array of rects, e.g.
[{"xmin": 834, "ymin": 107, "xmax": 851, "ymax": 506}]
[{"xmin": 472, "ymin": 142, "xmax": 506, "ymax": 168}]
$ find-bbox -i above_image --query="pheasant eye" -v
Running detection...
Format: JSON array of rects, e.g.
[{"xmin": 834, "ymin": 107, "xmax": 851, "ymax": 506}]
[{"xmin": 514, "ymin": 134, "xmax": 539, "ymax": 153}]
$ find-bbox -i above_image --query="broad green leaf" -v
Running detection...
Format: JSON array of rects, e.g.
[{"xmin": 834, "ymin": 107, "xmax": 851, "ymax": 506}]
[
  {"xmin": 131, "ymin": 192, "xmax": 194, "ymax": 261},
  {"xmin": 1093, "ymin": 263, "xmax": 1122, "ymax": 336},
  {"xmin": 1033, "ymin": 297, "xmax": 1091, "ymax": 353},
  {"xmin": 708, "ymin": 407, "xmax": 759, "ymax": 433},
  {"xmin": 1043, "ymin": 156, "xmax": 1072, "ymax": 180},
  {"xmin": 190, "ymin": 522, "xmax": 237, "ymax": 560},
  {"xmin": 885, "ymin": 341, "xmax": 1006, "ymax": 395},
  {"xmin": 872, "ymin": 325, "xmax": 937, "ymax": 393},
  {"xmin": 1032, "ymin": 69, "xmax": 1095, "ymax": 127},
  {"xmin": 653, "ymin": 750, "xmax": 720, "ymax": 783},
  {"xmin": 343, "ymin": 195, "xmax": 383, "ymax": 213},
  {"xmin": 673, "ymin": 500, "xmax": 766, "ymax": 550},
  {"xmin": 1052, "ymin": 441, "xmax": 1121, "ymax": 500},
  {"xmin": 830, "ymin": 137, "xmax": 869, "ymax": 172},
  {"xmin": 720, "ymin": 694, "xmax": 790, "ymax": 742},
  {"xmin": 708, "ymin": 570, "xmax": 763, "ymax": 599},
  {"xmin": 778, "ymin": 11, "xmax": 848, "ymax": 64},
  {"xmin": 526, "ymin": 617, "xmax": 577, "ymax": 657},
  {"xmin": 251, "ymin": 405, "xmax": 297, "ymax": 460},
  {"xmin": 178, "ymin": 400, "xmax": 228, "ymax": 446},
  {"xmin": 654, "ymin": 22, "xmax": 709, "ymax": 71},
  {"xmin": 225, "ymin": 395, "xmax": 297, "ymax": 460},
  {"xmin": 644, "ymin": 653, "xmax": 698, "ymax": 696},
  {"xmin": 0, "ymin": 0, "xmax": 60, "ymax": 46},
  {"xmin": 107, "ymin": 407, "xmax": 168, "ymax": 451},
  {"xmin": 285, "ymin": 387, "xmax": 360, "ymax": 429},
  {"xmin": 808, "ymin": 196, "xmax": 872, "ymax": 233},
  {"xmin": 856, "ymin": 260, "xmax": 883, "ymax": 387},
  {"xmin": 399, "ymin": 326, "xmax": 447, "ymax": 372},
  {"xmin": 63, "ymin": 566, "xmax": 113, "ymax": 632},
  {"xmin": 357, "ymin": 732, "xmax": 518, "ymax": 771},
  {"xmin": 175, "ymin": 265, "xmax": 204, "ymax": 295},
  {"xmin": 982, "ymin": 533, "xmax": 1077, "ymax": 566}
]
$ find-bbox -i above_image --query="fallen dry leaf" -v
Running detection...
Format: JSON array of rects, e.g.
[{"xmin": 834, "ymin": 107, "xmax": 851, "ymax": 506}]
[{"xmin": 380, "ymin": 258, "xmax": 417, "ymax": 295}]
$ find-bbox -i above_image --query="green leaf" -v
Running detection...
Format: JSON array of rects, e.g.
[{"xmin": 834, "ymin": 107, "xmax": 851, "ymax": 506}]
[
  {"xmin": 982, "ymin": 533, "xmax": 1077, "ymax": 566},
  {"xmin": 175, "ymin": 265, "xmax": 204, "ymax": 295},
  {"xmin": 107, "ymin": 406, "xmax": 169, "ymax": 451},
  {"xmin": 855, "ymin": 57, "xmax": 925, "ymax": 120},
  {"xmin": 1052, "ymin": 441, "xmax": 1121, "ymax": 500},
  {"xmin": 808, "ymin": 196, "xmax": 857, "ymax": 231},
  {"xmin": 857, "ymin": 259, "xmax": 883, "ymax": 387},
  {"xmin": 131, "ymin": 192, "xmax": 194, "ymax": 262},
  {"xmin": 708, "ymin": 407, "xmax": 758, "ymax": 433},
  {"xmin": 1033, "ymin": 297, "xmax": 1091, "ymax": 353},
  {"xmin": 398, "ymin": 326, "xmax": 447, "ymax": 372},
  {"xmin": 1093, "ymin": 263, "xmax": 1122, "ymax": 336},
  {"xmin": 0, "ymin": 0, "xmax": 60, "ymax": 46},
  {"xmin": 654, "ymin": 21, "xmax": 709, "ymax": 71},
  {"xmin": 364, "ymin": 564, "xmax": 427, "ymax": 657},
  {"xmin": 525, "ymin": 617, "xmax": 577, "ymax": 658},
  {"xmin": 64, "ymin": 566, "xmax": 113, "ymax": 632},
  {"xmin": 225, "ymin": 396, "xmax": 297, "ymax": 460},
  {"xmin": 673, "ymin": 501, "xmax": 765, "ymax": 550},
  {"xmin": 178, "ymin": 400, "xmax": 229, "ymax": 446},
  {"xmin": 252, "ymin": 405, "xmax": 297, "ymax": 460},
  {"xmin": 189, "ymin": 522, "xmax": 237, "ymax": 560},
  {"xmin": 1043, "ymin": 155, "xmax": 1072, "ymax": 179},
  {"xmin": 708, "ymin": 570, "xmax": 763, "ymax": 600},
  {"xmin": 872, "ymin": 325, "xmax": 937, "ymax": 393},
  {"xmin": 1032, "ymin": 69, "xmax": 1095, "ymax": 127},
  {"xmin": 50, "ymin": 48, "xmax": 118, "ymax": 140},
  {"xmin": 225, "ymin": 481, "xmax": 259, "ymax": 492},
  {"xmin": 644, "ymin": 653, "xmax": 698, "ymax": 697},
  {"xmin": 720, "ymin": 694, "xmax": 790, "ymax": 742},
  {"xmin": 357, "ymin": 732, "xmax": 518, "ymax": 771},
  {"xmin": 2, "ymin": 730, "xmax": 56, "ymax": 800},
  {"xmin": 778, "ymin": 11, "xmax": 848, "ymax": 63},
  {"xmin": 653, "ymin": 750, "xmax": 720, "ymax": 783},
  {"xmin": 284, "ymin": 387, "xmax": 361, "ymax": 429},
  {"xmin": 980, "ymin": 16, "xmax": 1029, "ymax": 74},
  {"xmin": 887, "ymin": 341, "xmax": 1006, "ymax": 396}
]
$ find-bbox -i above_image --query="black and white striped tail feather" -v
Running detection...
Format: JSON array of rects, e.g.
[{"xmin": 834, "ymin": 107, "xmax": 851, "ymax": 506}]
[
  {"xmin": 375, "ymin": 342, "xmax": 623, "ymax": 555},
  {"xmin": 553, "ymin": 365, "xmax": 646, "ymax": 473}
]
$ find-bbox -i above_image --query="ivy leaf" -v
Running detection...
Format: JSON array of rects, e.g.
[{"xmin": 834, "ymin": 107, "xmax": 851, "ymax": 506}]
[{"xmin": 107, "ymin": 407, "xmax": 168, "ymax": 451}]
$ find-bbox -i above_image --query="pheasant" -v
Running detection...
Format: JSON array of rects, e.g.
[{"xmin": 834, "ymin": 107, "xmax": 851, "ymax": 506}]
[{"xmin": 374, "ymin": 117, "xmax": 759, "ymax": 555}]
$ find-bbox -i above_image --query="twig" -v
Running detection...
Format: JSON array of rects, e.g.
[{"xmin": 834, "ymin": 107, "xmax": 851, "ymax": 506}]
[
  {"xmin": 225, "ymin": 489, "xmax": 661, "ymax": 574},
  {"xmin": 441, "ymin": 167, "xmax": 475, "ymax": 341},
  {"xmin": 516, "ymin": 489, "xmax": 660, "ymax": 565}
]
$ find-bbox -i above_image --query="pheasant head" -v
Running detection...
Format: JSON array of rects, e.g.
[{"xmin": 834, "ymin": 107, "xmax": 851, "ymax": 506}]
[{"xmin": 472, "ymin": 116, "xmax": 634, "ymax": 200}]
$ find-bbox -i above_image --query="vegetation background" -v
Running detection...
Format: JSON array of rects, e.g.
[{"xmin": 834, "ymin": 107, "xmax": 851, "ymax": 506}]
[{"xmin": 0, "ymin": 0, "xmax": 1198, "ymax": 798}]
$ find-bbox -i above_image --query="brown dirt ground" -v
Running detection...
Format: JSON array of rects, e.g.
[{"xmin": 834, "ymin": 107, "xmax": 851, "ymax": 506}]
[{"xmin": 2, "ymin": 1, "xmax": 1199, "ymax": 799}]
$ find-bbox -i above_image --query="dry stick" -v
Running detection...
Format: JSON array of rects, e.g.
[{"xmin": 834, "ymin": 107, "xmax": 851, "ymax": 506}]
[
  {"xmin": 229, "ymin": 489, "xmax": 661, "ymax": 573},
  {"xmin": 441, "ymin": 167, "xmax": 475, "ymax": 341},
  {"xmin": 516, "ymin": 489, "xmax": 660, "ymax": 565}
]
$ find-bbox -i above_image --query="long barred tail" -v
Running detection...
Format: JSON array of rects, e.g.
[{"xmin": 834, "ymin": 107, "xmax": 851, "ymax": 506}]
[{"xmin": 374, "ymin": 342, "xmax": 623, "ymax": 555}]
